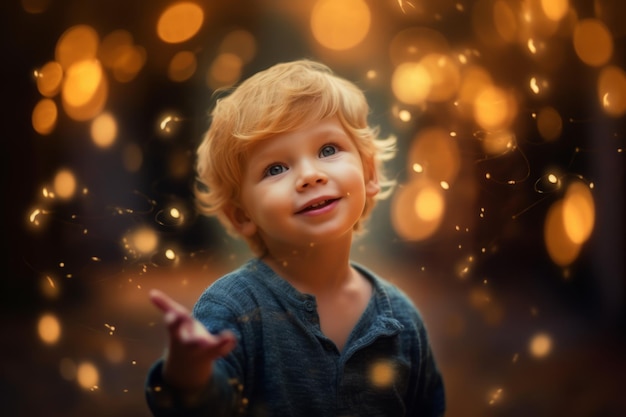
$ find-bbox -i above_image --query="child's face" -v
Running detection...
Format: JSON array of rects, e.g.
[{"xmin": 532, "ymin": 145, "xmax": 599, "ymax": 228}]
[{"xmin": 229, "ymin": 117, "xmax": 379, "ymax": 252}]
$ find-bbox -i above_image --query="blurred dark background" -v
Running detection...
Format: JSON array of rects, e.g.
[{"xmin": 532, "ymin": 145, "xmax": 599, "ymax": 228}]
[{"xmin": 3, "ymin": 0, "xmax": 625, "ymax": 416}]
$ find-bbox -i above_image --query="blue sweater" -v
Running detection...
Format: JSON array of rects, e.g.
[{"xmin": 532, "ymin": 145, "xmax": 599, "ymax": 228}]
[{"xmin": 146, "ymin": 258, "xmax": 445, "ymax": 416}]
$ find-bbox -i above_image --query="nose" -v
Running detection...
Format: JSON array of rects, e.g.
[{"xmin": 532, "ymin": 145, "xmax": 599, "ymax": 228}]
[{"xmin": 296, "ymin": 159, "xmax": 328, "ymax": 191}]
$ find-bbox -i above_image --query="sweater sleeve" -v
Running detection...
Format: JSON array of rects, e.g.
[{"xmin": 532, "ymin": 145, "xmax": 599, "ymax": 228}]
[
  {"xmin": 145, "ymin": 359, "xmax": 244, "ymax": 417},
  {"xmin": 145, "ymin": 280, "xmax": 249, "ymax": 417}
]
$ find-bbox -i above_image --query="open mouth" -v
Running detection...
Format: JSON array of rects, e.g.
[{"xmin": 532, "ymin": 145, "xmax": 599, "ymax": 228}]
[{"xmin": 298, "ymin": 198, "xmax": 338, "ymax": 213}]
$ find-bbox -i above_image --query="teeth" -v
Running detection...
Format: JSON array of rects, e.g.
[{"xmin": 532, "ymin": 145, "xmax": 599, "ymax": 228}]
[{"xmin": 310, "ymin": 200, "xmax": 327, "ymax": 208}]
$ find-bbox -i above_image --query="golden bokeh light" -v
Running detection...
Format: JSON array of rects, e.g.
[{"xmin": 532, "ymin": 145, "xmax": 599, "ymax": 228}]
[
  {"xmin": 544, "ymin": 200, "xmax": 581, "ymax": 266},
  {"xmin": 419, "ymin": 53, "xmax": 461, "ymax": 103},
  {"xmin": 473, "ymin": 85, "xmax": 517, "ymax": 130},
  {"xmin": 598, "ymin": 65, "xmax": 626, "ymax": 117},
  {"xmin": 40, "ymin": 275, "xmax": 59, "ymax": 299},
  {"xmin": 219, "ymin": 29, "xmax": 257, "ymax": 64},
  {"xmin": 529, "ymin": 332, "xmax": 552, "ymax": 358},
  {"xmin": 493, "ymin": 0, "xmax": 518, "ymax": 43},
  {"xmin": 32, "ymin": 98, "xmax": 58, "ymax": 135},
  {"xmin": 407, "ymin": 127, "xmax": 461, "ymax": 183},
  {"xmin": 168, "ymin": 50, "xmax": 197, "ymax": 82},
  {"xmin": 35, "ymin": 61, "xmax": 63, "ymax": 97},
  {"xmin": 456, "ymin": 65, "xmax": 493, "ymax": 119},
  {"xmin": 207, "ymin": 53, "xmax": 243, "ymax": 90},
  {"xmin": 91, "ymin": 112, "xmax": 117, "ymax": 148},
  {"xmin": 391, "ymin": 62, "xmax": 431, "ymax": 105},
  {"xmin": 472, "ymin": 0, "xmax": 510, "ymax": 46},
  {"xmin": 573, "ymin": 18, "xmax": 613, "ymax": 67},
  {"xmin": 369, "ymin": 360, "xmax": 396, "ymax": 388},
  {"xmin": 536, "ymin": 106, "xmax": 562, "ymax": 141},
  {"xmin": 38, "ymin": 313, "xmax": 61, "ymax": 345},
  {"xmin": 480, "ymin": 129, "xmax": 516, "ymax": 155},
  {"xmin": 415, "ymin": 185, "xmax": 445, "ymax": 222},
  {"xmin": 562, "ymin": 181, "xmax": 595, "ymax": 245},
  {"xmin": 391, "ymin": 179, "xmax": 445, "ymax": 241},
  {"xmin": 76, "ymin": 361, "xmax": 100, "ymax": 390},
  {"xmin": 62, "ymin": 59, "xmax": 108, "ymax": 121},
  {"xmin": 310, "ymin": 0, "xmax": 371, "ymax": 51},
  {"xmin": 157, "ymin": 2, "xmax": 204, "ymax": 44},
  {"xmin": 99, "ymin": 29, "xmax": 134, "ymax": 68},
  {"xmin": 110, "ymin": 44, "xmax": 147, "ymax": 83},
  {"xmin": 53, "ymin": 169, "xmax": 77, "ymax": 200},
  {"xmin": 389, "ymin": 27, "xmax": 450, "ymax": 66},
  {"xmin": 540, "ymin": 0, "xmax": 569, "ymax": 21},
  {"xmin": 55, "ymin": 25, "xmax": 99, "ymax": 70},
  {"xmin": 127, "ymin": 226, "xmax": 159, "ymax": 255}
]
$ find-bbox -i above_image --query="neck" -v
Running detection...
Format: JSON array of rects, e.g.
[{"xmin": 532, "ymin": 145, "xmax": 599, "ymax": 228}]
[{"xmin": 261, "ymin": 236, "xmax": 354, "ymax": 295}]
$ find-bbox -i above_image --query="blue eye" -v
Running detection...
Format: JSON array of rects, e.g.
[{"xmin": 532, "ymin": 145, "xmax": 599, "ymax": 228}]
[
  {"xmin": 265, "ymin": 164, "xmax": 287, "ymax": 177},
  {"xmin": 319, "ymin": 145, "xmax": 337, "ymax": 157}
]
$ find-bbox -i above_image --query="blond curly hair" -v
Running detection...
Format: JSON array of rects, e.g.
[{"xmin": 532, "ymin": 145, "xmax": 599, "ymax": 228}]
[{"xmin": 195, "ymin": 59, "xmax": 395, "ymax": 255}]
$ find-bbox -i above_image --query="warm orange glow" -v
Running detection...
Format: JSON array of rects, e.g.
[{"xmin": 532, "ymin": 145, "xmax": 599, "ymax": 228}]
[
  {"xmin": 419, "ymin": 53, "xmax": 461, "ymax": 103},
  {"xmin": 168, "ymin": 50, "xmax": 197, "ymax": 82},
  {"xmin": 219, "ymin": 29, "xmax": 257, "ymax": 64},
  {"xmin": 310, "ymin": 0, "xmax": 371, "ymax": 50},
  {"xmin": 480, "ymin": 130, "xmax": 515, "ymax": 155},
  {"xmin": 53, "ymin": 169, "xmax": 77, "ymax": 199},
  {"xmin": 573, "ymin": 19, "xmax": 613, "ymax": 67},
  {"xmin": 35, "ymin": 61, "xmax": 63, "ymax": 97},
  {"xmin": 407, "ymin": 127, "xmax": 461, "ymax": 183},
  {"xmin": 77, "ymin": 362, "xmax": 99, "ymax": 389},
  {"xmin": 55, "ymin": 25, "xmax": 99, "ymax": 70},
  {"xmin": 40, "ymin": 275, "xmax": 59, "ymax": 299},
  {"xmin": 127, "ymin": 226, "xmax": 159, "ymax": 254},
  {"xmin": 544, "ymin": 200, "xmax": 581, "ymax": 266},
  {"xmin": 62, "ymin": 59, "xmax": 108, "ymax": 121},
  {"xmin": 474, "ymin": 86, "xmax": 517, "ymax": 130},
  {"xmin": 391, "ymin": 62, "xmax": 431, "ymax": 105},
  {"xmin": 530, "ymin": 332, "xmax": 552, "ymax": 358},
  {"xmin": 111, "ymin": 44, "xmax": 147, "ymax": 83},
  {"xmin": 157, "ymin": 2, "xmax": 204, "ymax": 44},
  {"xmin": 598, "ymin": 65, "xmax": 626, "ymax": 117},
  {"xmin": 562, "ymin": 181, "xmax": 595, "ymax": 244},
  {"xmin": 207, "ymin": 53, "xmax": 243, "ymax": 90},
  {"xmin": 541, "ymin": 0, "xmax": 569, "ymax": 21},
  {"xmin": 389, "ymin": 27, "xmax": 450, "ymax": 66},
  {"xmin": 99, "ymin": 29, "xmax": 133, "ymax": 68},
  {"xmin": 414, "ymin": 185, "xmax": 445, "ymax": 221},
  {"xmin": 369, "ymin": 360, "xmax": 395, "ymax": 388},
  {"xmin": 536, "ymin": 106, "xmax": 562, "ymax": 141},
  {"xmin": 456, "ymin": 65, "xmax": 493, "ymax": 119},
  {"xmin": 493, "ymin": 0, "xmax": 518, "ymax": 43},
  {"xmin": 32, "ymin": 98, "xmax": 58, "ymax": 135},
  {"xmin": 38, "ymin": 313, "xmax": 61, "ymax": 345},
  {"xmin": 391, "ymin": 179, "xmax": 445, "ymax": 241},
  {"xmin": 91, "ymin": 112, "xmax": 117, "ymax": 148}
]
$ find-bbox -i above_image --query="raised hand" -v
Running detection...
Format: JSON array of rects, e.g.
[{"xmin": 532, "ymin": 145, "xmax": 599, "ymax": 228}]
[{"xmin": 149, "ymin": 289, "xmax": 237, "ymax": 391}]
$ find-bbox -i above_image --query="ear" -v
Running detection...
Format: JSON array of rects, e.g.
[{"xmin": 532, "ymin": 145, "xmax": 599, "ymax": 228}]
[
  {"xmin": 224, "ymin": 204, "xmax": 257, "ymax": 237},
  {"xmin": 364, "ymin": 158, "xmax": 380, "ymax": 198}
]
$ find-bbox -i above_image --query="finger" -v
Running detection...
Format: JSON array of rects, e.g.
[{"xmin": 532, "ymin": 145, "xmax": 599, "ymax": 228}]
[{"xmin": 149, "ymin": 289, "xmax": 190, "ymax": 316}]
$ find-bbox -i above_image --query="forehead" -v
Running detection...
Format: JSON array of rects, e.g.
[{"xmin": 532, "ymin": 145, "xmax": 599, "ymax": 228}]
[{"xmin": 246, "ymin": 117, "xmax": 350, "ymax": 157}]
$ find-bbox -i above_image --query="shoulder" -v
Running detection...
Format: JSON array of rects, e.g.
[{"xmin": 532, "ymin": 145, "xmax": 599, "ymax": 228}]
[{"xmin": 193, "ymin": 259, "xmax": 269, "ymax": 316}]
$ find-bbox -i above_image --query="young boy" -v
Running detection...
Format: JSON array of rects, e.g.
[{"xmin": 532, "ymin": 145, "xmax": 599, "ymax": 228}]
[{"xmin": 145, "ymin": 60, "xmax": 445, "ymax": 416}]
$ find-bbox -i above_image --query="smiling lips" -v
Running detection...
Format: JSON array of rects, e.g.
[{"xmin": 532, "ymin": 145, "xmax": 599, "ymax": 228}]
[{"xmin": 296, "ymin": 198, "xmax": 340, "ymax": 214}]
